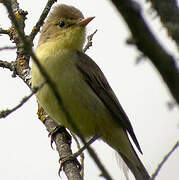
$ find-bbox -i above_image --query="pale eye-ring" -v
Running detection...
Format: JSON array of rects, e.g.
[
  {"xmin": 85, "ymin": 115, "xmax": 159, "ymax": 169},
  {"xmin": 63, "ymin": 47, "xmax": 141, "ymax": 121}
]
[{"xmin": 58, "ymin": 21, "xmax": 65, "ymax": 28}]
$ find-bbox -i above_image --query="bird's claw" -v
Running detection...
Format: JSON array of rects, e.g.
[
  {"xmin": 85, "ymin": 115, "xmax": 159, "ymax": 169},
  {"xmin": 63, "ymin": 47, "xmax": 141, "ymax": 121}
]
[
  {"xmin": 58, "ymin": 155, "xmax": 82, "ymax": 176},
  {"xmin": 48, "ymin": 126, "xmax": 71, "ymax": 149}
]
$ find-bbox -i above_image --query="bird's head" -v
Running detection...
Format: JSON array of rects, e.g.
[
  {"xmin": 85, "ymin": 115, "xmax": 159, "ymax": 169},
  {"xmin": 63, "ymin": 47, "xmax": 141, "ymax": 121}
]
[{"xmin": 37, "ymin": 4, "xmax": 94, "ymax": 52}]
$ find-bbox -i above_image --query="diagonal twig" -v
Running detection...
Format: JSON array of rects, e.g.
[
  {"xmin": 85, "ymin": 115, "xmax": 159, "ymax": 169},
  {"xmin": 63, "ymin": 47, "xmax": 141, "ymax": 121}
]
[
  {"xmin": 149, "ymin": 0, "xmax": 179, "ymax": 47},
  {"xmin": 83, "ymin": 29, "xmax": 97, "ymax": 52},
  {"xmin": 29, "ymin": 0, "xmax": 57, "ymax": 41},
  {"xmin": 0, "ymin": 46, "xmax": 16, "ymax": 51},
  {"xmin": 0, "ymin": 60, "xmax": 14, "ymax": 71},
  {"xmin": 0, "ymin": 82, "xmax": 44, "ymax": 119},
  {"xmin": 73, "ymin": 135, "xmax": 99, "ymax": 158},
  {"xmin": 0, "ymin": 28, "xmax": 9, "ymax": 35},
  {"xmin": 150, "ymin": 141, "xmax": 179, "ymax": 180}
]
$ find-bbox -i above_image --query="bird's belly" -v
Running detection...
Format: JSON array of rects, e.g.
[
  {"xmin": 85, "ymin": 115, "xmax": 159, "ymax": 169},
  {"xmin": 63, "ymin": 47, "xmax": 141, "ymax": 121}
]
[
  {"xmin": 37, "ymin": 79, "xmax": 114, "ymax": 137},
  {"xmin": 34, "ymin": 59, "xmax": 114, "ymax": 137}
]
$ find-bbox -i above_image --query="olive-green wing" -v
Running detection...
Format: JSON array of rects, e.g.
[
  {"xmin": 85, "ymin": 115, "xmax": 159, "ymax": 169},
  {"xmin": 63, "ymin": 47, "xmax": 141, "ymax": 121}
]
[{"xmin": 76, "ymin": 51, "xmax": 142, "ymax": 153}]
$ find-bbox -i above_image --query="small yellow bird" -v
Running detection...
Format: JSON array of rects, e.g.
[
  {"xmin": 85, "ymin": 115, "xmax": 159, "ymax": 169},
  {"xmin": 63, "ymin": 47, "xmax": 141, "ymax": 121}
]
[{"xmin": 32, "ymin": 4, "xmax": 150, "ymax": 180}]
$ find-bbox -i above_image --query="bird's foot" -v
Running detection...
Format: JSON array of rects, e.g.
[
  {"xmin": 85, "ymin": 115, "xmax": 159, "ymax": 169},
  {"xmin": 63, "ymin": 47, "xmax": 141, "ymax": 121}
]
[
  {"xmin": 58, "ymin": 155, "xmax": 82, "ymax": 176},
  {"xmin": 48, "ymin": 126, "xmax": 71, "ymax": 149}
]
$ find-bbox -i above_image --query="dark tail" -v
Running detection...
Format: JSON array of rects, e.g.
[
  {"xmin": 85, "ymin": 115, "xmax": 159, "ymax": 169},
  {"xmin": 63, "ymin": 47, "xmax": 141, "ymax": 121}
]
[
  {"xmin": 119, "ymin": 150, "xmax": 150, "ymax": 180},
  {"xmin": 102, "ymin": 128, "xmax": 150, "ymax": 180}
]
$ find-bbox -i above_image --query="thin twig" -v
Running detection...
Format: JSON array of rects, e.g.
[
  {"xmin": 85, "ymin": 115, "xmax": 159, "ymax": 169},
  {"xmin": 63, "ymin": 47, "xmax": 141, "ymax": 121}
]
[
  {"xmin": 0, "ymin": 60, "xmax": 14, "ymax": 71},
  {"xmin": 83, "ymin": 29, "xmax": 97, "ymax": 52},
  {"xmin": 73, "ymin": 136, "xmax": 99, "ymax": 158},
  {"xmin": 2, "ymin": 0, "xmax": 26, "ymax": 45},
  {"xmin": 29, "ymin": 0, "xmax": 57, "ymax": 41},
  {"xmin": 0, "ymin": 28, "xmax": 9, "ymax": 35},
  {"xmin": 150, "ymin": 141, "xmax": 179, "ymax": 180},
  {"xmin": 71, "ymin": 132, "xmax": 85, "ymax": 173},
  {"xmin": 0, "ymin": 82, "xmax": 44, "ymax": 118},
  {"xmin": 0, "ymin": 46, "xmax": 16, "ymax": 51},
  {"xmin": 71, "ymin": 134, "xmax": 99, "ymax": 179}
]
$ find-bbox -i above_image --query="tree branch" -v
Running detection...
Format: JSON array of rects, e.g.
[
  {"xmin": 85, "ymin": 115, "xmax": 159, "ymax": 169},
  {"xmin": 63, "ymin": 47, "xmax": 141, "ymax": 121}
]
[
  {"xmin": 149, "ymin": 0, "xmax": 179, "ymax": 47},
  {"xmin": 0, "ymin": 83, "xmax": 44, "ymax": 118},
  {"xmin": 40, "ymin": 116, "xmax": 83, "ymax": 180},
  {"xmin": 150, "ymin": 141, "xmax": 179, "ymax": 180},
  {"xmin": 29, "ymin": 0, "xmax": 57, "ymax": 41},
  {"xmin": 83, "ymin": 29, "xmax": 97, "ymax": 52},
  {"xmin": 0, "ymin": 60, "xmax": 14, "ymax": 71},
  {"xmin": 0, "ymin": 46, "xmax": 16, "ymax": 51},
  {"xmin": 0, "ymin": 28, "xmax": 9, "ymax": 35},
  {"xmin": 110, "ymin": 0, "xmax": 179, "ymax": 104}
]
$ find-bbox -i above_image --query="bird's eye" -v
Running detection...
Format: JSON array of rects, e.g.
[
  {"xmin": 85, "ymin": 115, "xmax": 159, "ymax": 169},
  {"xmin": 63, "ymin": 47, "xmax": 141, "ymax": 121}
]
[{"xmin": 58, "ymin": 21, "xmax": 65, "ymax": 28}]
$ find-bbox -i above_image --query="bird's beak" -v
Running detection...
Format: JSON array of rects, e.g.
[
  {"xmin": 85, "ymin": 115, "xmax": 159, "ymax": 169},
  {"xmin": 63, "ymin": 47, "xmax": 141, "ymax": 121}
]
[{"xmin": 78, "ymin": 17, "xmax": 95, "ymax": 27}]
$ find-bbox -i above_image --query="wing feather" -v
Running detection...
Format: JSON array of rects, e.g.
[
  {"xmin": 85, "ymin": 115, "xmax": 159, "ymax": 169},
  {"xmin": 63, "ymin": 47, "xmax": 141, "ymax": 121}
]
[{"xmin": 76, "ymin": 51, "xmax": 142, "ymax": 153}]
